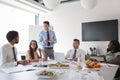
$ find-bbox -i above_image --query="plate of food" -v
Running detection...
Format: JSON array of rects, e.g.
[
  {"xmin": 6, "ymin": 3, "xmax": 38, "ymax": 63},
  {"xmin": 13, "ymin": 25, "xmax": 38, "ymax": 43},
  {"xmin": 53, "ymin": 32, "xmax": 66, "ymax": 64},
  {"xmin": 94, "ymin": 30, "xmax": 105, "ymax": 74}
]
[
  {"xmin": 36, "ymin": 70, "xmax": 55, "ymax": 79},
  {"xmin": 85, "ymin": 59, "xmax": 101, "ymax": 68},
  {"xmin": 48, "ymin": 62, "xmax": 69, "ymax": 69}
]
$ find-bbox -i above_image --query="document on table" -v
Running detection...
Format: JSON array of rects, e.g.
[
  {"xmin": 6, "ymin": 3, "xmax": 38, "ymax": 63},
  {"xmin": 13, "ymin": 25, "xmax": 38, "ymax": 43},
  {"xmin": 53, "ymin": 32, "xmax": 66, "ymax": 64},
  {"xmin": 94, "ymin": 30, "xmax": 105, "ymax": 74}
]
[
  {"xmin": 0, "ymin": 66, "xmax": 37, "ymax": 74},
  {"xmin": 68, "ymin": 70, "xmax": 102, "ymax": 80},
  {"xmin": 88, "ymin": 71, "xmax": 102, "ymax": 80}
]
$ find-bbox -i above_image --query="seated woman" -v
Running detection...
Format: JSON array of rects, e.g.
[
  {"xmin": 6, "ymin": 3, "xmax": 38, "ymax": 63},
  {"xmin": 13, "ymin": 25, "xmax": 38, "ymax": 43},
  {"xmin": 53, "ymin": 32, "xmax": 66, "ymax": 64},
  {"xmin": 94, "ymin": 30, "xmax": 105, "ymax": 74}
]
[
  {"xmin": 105, "ymin": 40, "xmax": 120, "ymax": 64},
  {"xmin": 26, "ymin": 40, "xmax": 41, "ymax": 62},
  {"xmin": 105, "ymin": 40, "xmax": 120, "ymax": 79}
]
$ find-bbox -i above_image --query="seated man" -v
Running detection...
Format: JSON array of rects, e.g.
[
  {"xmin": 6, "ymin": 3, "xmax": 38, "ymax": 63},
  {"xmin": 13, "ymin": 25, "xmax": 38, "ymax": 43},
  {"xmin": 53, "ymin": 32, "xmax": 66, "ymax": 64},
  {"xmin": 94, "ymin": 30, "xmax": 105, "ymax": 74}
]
[
  {"xmin": 0, "ymin": 31, "xmax": 29, "ymax": 67},
  {"xmin": 65, "ymin": 39, "xmax": 86, "ymax": 62}
]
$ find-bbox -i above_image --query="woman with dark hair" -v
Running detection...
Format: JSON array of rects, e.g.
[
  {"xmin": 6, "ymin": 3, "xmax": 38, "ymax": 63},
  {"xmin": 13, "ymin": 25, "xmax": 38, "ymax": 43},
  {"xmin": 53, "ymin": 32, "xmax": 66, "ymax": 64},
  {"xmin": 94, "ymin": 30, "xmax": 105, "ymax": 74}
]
[
  {"xmin": 106, "ymin": 40, "xmax": 120, "ymax": 79},
  {"xmin": 26, "ymin": 40, "xmax": 41, "ymax": 62},
  {"xmin": 106, "ymin": 40, "xmax": 120, "ymax": 64}
]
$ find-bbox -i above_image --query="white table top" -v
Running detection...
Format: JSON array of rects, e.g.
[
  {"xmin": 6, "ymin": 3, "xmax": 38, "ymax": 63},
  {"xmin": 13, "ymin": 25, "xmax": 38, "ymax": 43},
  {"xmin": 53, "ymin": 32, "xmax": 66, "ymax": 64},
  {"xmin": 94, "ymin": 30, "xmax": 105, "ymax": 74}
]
[{"xmin": 0, "ymin": 61, "xmax": 118, "ymax": 80}]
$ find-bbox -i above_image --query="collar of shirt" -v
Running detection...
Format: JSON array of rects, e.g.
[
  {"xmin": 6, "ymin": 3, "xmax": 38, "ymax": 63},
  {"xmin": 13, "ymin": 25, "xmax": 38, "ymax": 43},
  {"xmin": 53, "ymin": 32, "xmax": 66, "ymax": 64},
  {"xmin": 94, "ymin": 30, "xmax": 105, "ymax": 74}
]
[
  {"xmin": 44, "ymin": 29, "xmax": 50, "ymax": 32},
  {"xmin": 74, "ymin": 48, "xmax": 79, "ymax": 52},
  {"xmin": 8, "ymin": 43, "xmax": 14, "ymax": 47}
]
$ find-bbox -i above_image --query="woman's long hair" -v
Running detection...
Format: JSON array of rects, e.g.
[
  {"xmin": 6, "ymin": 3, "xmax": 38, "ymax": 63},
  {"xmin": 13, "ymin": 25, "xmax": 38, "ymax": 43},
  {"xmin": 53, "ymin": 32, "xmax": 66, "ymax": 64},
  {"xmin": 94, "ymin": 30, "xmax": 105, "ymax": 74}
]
[{"xmin": 29, "ymin": 40, "xmax": 38, "ymax": 59}]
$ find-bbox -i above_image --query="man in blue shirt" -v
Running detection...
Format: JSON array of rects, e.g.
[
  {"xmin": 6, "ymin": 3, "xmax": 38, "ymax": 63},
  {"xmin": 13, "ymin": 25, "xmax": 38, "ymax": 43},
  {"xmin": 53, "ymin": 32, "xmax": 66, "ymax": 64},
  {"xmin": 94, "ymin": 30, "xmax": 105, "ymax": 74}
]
[{"xmin": 38, "ymin": 21, "xmax": 57, "ymax": 60}]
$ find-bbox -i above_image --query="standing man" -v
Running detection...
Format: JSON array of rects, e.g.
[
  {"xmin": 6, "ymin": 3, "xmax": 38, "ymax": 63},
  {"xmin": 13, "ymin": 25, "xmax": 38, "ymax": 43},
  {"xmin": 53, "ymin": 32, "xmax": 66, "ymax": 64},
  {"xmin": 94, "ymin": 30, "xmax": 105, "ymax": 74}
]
[
  {"xmin": 0, "ymin": 30, "xmax": 29, "ymax": 67},
  {"xmin": 65, "ymin": 39, "xmax": 86, "ymax": 62},
  {"xmin": 38, "ymin": 21, "xmax": 57, "ymax": 60}
]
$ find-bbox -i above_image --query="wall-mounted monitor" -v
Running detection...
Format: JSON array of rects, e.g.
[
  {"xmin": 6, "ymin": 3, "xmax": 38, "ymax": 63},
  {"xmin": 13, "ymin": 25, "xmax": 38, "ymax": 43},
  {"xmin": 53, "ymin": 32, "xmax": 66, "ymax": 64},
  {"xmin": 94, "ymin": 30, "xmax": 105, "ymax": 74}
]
[{"xmin": 82, "ymin": 19, "xmax": 118, "ymax": 41}]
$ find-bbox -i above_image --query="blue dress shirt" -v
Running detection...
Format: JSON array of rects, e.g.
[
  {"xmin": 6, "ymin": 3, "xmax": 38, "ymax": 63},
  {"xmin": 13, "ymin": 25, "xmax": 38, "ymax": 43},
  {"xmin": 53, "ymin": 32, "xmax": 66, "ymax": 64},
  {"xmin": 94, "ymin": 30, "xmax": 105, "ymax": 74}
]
[{"xmin": 38, "ymin": 30, "xmax": 57, "ymax": 48}]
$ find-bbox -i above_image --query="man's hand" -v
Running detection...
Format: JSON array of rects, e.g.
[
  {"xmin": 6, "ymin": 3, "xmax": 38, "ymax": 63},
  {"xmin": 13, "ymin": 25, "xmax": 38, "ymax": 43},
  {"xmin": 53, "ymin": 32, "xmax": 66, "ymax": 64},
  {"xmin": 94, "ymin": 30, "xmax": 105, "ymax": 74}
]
[
  {"xmin": 45, "ymin": 39, "xmax": 49, "ymax": 43},
  {"xmin": 17, "ymin": 60, "xmax": 30, "ymax": 65},
  {"xmin": 74, "ymin": 58, "xmax": 78, "ymax": 62}
]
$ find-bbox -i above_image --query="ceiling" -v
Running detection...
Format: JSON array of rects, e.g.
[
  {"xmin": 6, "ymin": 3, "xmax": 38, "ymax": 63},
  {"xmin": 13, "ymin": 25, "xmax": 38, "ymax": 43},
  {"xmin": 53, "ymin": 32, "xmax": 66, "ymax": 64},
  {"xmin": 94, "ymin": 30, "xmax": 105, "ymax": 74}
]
[
  {"xmin": 0, "ymin": 0, "xmax": 96, "ymax": 14},
  {"xmin": 34, "ymin": 0, "xmax": 79, "ymax": 6}
]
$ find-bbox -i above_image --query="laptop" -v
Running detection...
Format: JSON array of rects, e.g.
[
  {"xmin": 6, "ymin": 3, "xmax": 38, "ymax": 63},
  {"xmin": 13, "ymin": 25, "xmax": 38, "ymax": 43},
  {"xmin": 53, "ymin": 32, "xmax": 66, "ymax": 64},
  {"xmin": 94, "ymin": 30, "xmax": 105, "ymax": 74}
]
[{"xmin": 54, "ymin": 52, "xmax": 67, "ymax": 63}]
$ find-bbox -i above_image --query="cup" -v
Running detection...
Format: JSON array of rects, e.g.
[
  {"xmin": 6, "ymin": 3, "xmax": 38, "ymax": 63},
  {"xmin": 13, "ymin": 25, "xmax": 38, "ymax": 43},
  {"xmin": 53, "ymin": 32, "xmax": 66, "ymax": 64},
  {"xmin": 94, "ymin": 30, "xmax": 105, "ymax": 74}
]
[{"xmin": 21, "ymin": 55, "xmax": 26, "ymax": 60}]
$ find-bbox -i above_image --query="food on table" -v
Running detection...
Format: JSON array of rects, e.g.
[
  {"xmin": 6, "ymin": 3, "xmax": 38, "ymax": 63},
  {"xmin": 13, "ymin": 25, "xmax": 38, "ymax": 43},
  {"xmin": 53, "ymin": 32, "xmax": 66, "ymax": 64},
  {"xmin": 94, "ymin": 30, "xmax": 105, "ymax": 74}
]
[
  {"xmin": 85, "ymin": 59, "xmax": 101, "ymax": 68},
  {"xmin": 40, "ymin": 70, "xmax": 54, "ymax": 76},
  {"xmin": 85, "ymin": 59, "xmax": 92, "ymax": 65},
  {"xmin": 77, "ymin": 65, "xmax": 82, "ymax": 70},
  {"xmin": 48, "ymin": 62, "xmax": 69, "ymax": 67}
]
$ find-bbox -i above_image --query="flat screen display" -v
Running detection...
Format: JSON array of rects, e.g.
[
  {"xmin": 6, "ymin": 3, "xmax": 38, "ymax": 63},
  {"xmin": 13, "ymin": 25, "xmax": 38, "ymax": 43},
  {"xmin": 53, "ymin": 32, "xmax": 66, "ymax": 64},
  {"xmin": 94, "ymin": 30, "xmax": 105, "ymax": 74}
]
[{"xmin": 82, "ymin": 19, "xmax": 118, "ymax": 41}]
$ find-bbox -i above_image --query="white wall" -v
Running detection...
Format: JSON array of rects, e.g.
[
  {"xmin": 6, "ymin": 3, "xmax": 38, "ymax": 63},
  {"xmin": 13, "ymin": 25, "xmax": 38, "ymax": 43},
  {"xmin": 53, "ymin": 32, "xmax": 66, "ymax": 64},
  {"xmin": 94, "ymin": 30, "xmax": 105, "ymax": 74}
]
[
  {"xmin": 38, "ymin": 0, "xmax": 120, "ymax": 55},
  {"xmin": 0, "ymin": 4, "xmax": 34, "ymax": 52}
]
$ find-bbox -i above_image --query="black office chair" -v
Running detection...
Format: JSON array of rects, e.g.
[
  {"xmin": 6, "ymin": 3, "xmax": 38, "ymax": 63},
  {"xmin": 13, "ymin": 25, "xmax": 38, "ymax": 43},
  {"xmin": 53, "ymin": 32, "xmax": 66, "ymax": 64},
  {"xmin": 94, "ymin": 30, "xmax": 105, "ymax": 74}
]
[
  {"xmin": 114, "ymin": 57, "xmax": 120, "ymax": 79},
  {"xmin": 114, "ymin": 66, "xmax": 120, "ymax": 79}
]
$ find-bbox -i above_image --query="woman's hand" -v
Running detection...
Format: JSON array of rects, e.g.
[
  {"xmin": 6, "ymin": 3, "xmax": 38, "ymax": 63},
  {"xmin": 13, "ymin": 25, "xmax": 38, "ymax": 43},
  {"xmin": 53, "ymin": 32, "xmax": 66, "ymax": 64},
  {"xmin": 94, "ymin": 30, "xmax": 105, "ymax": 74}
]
[{"xmin": 17, "ymin": 60, "xmax": 30, "ymax": 65}]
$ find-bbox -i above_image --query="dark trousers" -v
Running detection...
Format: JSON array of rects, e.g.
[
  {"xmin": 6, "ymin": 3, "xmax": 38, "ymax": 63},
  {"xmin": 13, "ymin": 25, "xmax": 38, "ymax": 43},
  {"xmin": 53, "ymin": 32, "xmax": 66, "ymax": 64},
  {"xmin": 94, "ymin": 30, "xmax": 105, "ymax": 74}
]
[{"xmin": 43, "ymin": 48, "xmax": 54, "ymax": 60}]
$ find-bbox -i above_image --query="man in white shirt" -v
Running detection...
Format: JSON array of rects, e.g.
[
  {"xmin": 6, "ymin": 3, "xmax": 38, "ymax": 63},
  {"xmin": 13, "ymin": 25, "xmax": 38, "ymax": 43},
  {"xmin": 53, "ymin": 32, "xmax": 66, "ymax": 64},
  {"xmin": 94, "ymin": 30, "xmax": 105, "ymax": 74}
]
[
  {"xmin": 0, "ymin": 31, "xmax": 29, "ymax": 67},
  {"xmin": 65, "ymin": 39, "xmax": 86, "ymax": 62}
]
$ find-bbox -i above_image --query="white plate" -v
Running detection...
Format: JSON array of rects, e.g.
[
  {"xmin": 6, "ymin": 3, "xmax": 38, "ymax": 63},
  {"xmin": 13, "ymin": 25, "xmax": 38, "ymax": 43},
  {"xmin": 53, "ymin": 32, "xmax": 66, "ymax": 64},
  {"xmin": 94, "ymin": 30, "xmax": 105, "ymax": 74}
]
[{"xmin": 36, "ymin": 71, "xmax": 55, "ymax": 79}]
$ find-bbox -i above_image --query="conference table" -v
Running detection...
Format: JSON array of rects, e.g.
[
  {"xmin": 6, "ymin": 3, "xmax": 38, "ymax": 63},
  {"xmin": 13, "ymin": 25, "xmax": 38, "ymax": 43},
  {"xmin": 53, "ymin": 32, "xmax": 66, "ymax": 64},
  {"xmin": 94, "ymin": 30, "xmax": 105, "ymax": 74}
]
[{"xmin": 0, "ymin": 60, "xmax": 119, "ymax": 80}]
